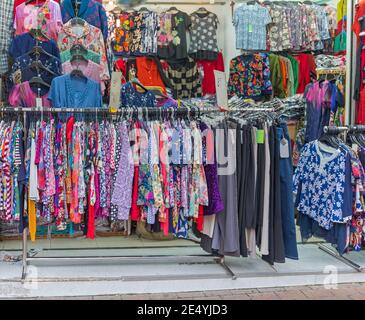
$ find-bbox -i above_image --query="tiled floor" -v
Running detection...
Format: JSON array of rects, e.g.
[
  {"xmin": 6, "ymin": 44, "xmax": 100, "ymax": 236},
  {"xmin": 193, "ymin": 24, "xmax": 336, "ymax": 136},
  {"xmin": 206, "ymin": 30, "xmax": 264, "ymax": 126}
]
[
  {"xmin": 79, "ymin": 283, "xmax": 365, "ymax": 300},
  {"xmin": 2, "ymin": 236, "xmax": 365, "ymax": 299}
]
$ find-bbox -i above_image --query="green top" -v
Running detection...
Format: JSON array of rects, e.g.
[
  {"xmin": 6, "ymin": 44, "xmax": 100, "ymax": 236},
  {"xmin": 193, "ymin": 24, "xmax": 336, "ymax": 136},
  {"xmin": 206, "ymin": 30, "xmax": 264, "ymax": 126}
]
[
  {"xmin": 286, "ymin": 55, "xmax": 299, "ymax": 94},
  {"xmin": 269, "ymin": 54, "xmax": 286, "ymax": 99},
  {"xmin": 60, "ymin": 50, "xmax": 101, "ymax": 65}
]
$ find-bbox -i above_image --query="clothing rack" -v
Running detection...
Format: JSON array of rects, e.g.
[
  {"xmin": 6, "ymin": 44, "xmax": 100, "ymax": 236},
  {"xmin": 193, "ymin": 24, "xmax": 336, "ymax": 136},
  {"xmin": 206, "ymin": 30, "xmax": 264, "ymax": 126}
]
[
  {"xmin": 1, "ymin": 105, "xmax": 274, "ymax": 282},
  {"xmin": 144, "ymin": 0, "xmax": 226, "ymax": 5},
  {"xmin": 317, "ymin": 125, "xmax": 363, "ymax": 272},
  {"xmin": 0, "ymin": 106, "xmax": 276, "ymax": 114}
]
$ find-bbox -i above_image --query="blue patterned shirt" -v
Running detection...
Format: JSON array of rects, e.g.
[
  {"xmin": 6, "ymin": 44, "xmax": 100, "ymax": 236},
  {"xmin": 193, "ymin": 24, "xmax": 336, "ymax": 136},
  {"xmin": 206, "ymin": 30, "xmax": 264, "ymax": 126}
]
[
  {"xmin": 233, "ymin": 3, "xmax": 271, "ymax": 50},
  {"xmin": 293, "ymin": 140, "xmax": 352, "ymax": 230}
]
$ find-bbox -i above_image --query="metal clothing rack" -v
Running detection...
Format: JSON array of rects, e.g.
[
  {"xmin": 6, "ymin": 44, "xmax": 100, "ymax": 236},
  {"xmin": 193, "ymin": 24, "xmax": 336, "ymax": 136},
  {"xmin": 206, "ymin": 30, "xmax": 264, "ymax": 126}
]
[
  {"xmin": 315, "ymin": 125, "xmax": 364, "ymax": 272},
  {"xmin": 0, "ymin": 105, "xmax": 275, "ymax": 282}
]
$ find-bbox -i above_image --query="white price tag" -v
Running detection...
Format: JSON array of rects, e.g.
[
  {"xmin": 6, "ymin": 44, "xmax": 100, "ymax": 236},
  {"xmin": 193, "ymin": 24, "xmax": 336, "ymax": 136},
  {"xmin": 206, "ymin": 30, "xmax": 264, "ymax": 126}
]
[
  {"xmin": 109, "ymin": 71, "xmax": 122, "ymax": 112},
  {"xmin": 36, "ymin": 97, "xmax": 42, "ymax": 109},
  {"xmin": 280, "ymin": 138, "xmax": 290, "ymax": 158},
  {"xmin": 214, "ymin": 70, "xmax": 228, "ymax": 111}
]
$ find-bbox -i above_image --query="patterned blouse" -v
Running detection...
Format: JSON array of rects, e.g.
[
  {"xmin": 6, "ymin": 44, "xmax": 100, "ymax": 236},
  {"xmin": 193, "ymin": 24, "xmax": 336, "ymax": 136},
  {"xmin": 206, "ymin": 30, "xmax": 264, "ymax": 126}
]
[
  {"xmin": 228, "ymin": 53, "xmax": 272, "ymax": 100},
  {"xmin": 293, "ymin": 140, "xmax": 351, "ymax": 230},
  {"xmin": 14, "ymin": 0, "xmax": 63, "ymax": 41},
  {"xmin": 57, "ymin": 20, "xmax": 110, "ymax": 82}
]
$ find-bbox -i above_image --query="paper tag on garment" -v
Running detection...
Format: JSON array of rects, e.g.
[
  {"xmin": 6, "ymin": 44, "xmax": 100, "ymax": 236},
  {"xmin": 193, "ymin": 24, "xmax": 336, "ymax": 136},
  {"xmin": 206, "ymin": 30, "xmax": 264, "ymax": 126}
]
[
  {"xmin": 214, "ymin": 70, "xmax": 228, "ymax": 111},
  {"xmin": 280, "ymin": 138, "xmax": 290, "ymax": 158},
  {"xmin": 109, "ymin": 71, "xmax": 122, "ymax": 113},
  {"xmin": 256, "ymin": 129, "xmax": 265, "ymax": 144},
  {"xmin": 352, "ymin": 143, "xmax": 359, "ymax": 152},
  {"xmin": 36, "ymin": 97, "xmax": 42, "ymax": 109},
  {"xmin": 116, "ymin": 19, "xmax": 121, "ymax": 28},
  {"xmin": 248, "ymin": 24, "xmax": 253, "ymax": 33}
]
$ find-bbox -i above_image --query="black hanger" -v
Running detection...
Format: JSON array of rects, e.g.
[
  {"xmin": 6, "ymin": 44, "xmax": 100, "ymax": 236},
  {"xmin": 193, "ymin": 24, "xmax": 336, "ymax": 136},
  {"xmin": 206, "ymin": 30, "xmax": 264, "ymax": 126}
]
[
  {"xmin": 29, "ymin": 76, "xmax": 51, "ymax": 88},
  {"xmin": 26, "ymin": 45, "xmax": 55, "ymax": 59},
  {"xmin": 70, "ymin": 53, "xmax": 88, "ymax": 64},
  {"xmin": 70, "ymin": 44, "xmax": 88, "ymax": 53},
  {"xmin": 139, "ymin": 7, "xmax": 149, "ymax": 12},
  {"xmin": 319, "ymin": 128, "xmax": 342, "ymax": 148},
  {"xmin": 196, "ymin": 7, "xmax": 208, "ymax": 12},
  {"xmin": 29, "ymin": 60, "xmax": 57, "ymax": 76},
  {"xmin": 25, "ymin": 0, "xmax": 44, "ymax": 5},
  {"xmin": 70, "ymin": 68, "xmax": 87, "ymax": 80},
  {"xmin": 167, "ymin": 7, "xmax": 179, "ymax": 12}
]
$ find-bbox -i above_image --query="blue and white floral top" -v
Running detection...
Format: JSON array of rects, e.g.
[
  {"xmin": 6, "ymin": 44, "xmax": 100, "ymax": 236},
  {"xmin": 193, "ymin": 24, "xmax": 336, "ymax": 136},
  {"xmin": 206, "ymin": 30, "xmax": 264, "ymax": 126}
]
[{"xmin": 293, "ymin": 140, "xmax": 352, "ymax": 230}]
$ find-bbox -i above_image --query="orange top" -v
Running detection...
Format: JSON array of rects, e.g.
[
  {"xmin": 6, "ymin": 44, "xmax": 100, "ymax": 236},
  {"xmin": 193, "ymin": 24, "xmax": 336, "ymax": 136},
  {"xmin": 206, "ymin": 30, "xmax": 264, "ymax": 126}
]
[
  {"xmin": 136, "ymin": 57, "xmax": 167, "ymax": 94},
  {"xmin": 279, "ymin": 58, "xmax": 288, "ymax": 94}
]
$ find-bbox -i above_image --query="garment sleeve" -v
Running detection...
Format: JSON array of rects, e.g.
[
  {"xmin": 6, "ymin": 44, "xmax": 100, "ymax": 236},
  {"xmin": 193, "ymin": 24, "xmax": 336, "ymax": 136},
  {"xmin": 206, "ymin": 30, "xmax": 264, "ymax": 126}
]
[
  {"xmin": 354, "ymin": 37, "xmax": 362, "ymax": 101},
  {"xmin": 185, "ymin": 13, "xmax": 192, "ymax": 29},
  {"xmin": 8, "ymin": 38, "xmax": 17, "ymax": 59},
  {"xmin": 97, "ymin": 30, "xmax": 110, "ymax": 81},
  {"xmin": 342, "ymin": 153, "xmax": 354, "ymax": 220},
  {"xmin": 264, "ymin": 7, "xmax": 272, "ymax": 25},
  {"xmin": 50, "ymin": 40, "xmax": 61, "ymax": 60},
  {"xmin": 262, "ymin": 54, "xmax": 273, "ymax": 96},
  {"xmin": 233, "ymin": 8, "xmax": 239, "ymax": 27},
  {"xmin": 293, "ymin": 144, "xmax": 307, "ymax": 196},
  {"xmin": 95, "ymin": 82, "xmax": 103, "ymax": 108},
  {"xmin": 227, "ymin": 59, "xmax": 236, "ymax": 98},
  {"xmin": 214, "ymin": 14, "xmax": 219, "ymax": 29},
  {"xmin": 98, "ymin": 2, "xmax": 109, "ymax": 40},
  {"xmin": 48, "ymin": 78, "xmax": 60, "ymax": 107}
]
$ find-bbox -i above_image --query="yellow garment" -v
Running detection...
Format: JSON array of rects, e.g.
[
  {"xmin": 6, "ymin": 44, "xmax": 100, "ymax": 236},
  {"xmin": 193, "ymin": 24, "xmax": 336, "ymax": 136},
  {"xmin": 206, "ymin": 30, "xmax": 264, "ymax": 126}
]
[
  {"xmin": 337, "ymin": 0, "xmax": 347, "ymax": 22},
  {"xmin": 136, "ymin": 85, "xmax": 164, "ymax": 94},
  {"xmin": 28, "ymin": 198, "xmax": 36, "ymax": 242}
]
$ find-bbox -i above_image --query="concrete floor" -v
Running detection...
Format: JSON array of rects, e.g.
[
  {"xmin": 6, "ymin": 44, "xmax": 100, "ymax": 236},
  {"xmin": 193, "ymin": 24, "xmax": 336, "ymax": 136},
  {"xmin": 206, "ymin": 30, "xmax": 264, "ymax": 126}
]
[{"xmin": 1, "ymin": 235, "xmax": 365, "ymax": 298}]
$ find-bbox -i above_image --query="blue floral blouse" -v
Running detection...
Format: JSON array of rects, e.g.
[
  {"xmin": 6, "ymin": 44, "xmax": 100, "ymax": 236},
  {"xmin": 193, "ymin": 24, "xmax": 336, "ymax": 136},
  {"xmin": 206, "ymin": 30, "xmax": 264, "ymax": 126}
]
[
  {"xmin": 293, "ymin": 140, "xmax": 352, "ymax": 230},
  {"xmin": 120, "ymin": 82, "xmax": 156, "ymax": 108}
]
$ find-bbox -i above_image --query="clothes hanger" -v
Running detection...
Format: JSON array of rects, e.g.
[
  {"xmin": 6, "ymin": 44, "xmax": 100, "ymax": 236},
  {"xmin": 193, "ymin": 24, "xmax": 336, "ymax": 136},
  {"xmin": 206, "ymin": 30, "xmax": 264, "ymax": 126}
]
[
  {"xmin": 29, "ymin": 76, "xmax": 51, "ymax": 88},
  {"xmin": 70, "ymin": 52, "xmax": 89, "ymax": 64},
  {"xmin": 70, "ymin": 67, "xmax": 87, "ymax": 80},
  {"xmin": 29, "ymin": 60, "xmax": 57, "ymax": 76},
  {"xmin": 26, "ymin": 45, "xmax": 55, "ymax": 59},
  {"xmin": 25, "ymin": 0, "xmax": 45, "ymax": 5},
  {"xmin": 70, "ymin": 17, "xmax": 86, "ymax": 26},
  {"xmin": 130, "ymin": 78, "xmax": 149, "ymax": 92},
  {"xmin": 167, "ymin": 6, "xmax": 179, "ymax": 13},
  {"xmin": 195, "ymin": 7, "xmax": 209, "ymax": 13}
]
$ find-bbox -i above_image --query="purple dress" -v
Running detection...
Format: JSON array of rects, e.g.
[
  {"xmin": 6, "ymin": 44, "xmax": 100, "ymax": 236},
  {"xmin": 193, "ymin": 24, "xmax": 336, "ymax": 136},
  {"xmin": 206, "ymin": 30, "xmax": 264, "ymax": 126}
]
[{"xmin": 200, "ymin": 122, "xmax": 224, "ymax": 215}]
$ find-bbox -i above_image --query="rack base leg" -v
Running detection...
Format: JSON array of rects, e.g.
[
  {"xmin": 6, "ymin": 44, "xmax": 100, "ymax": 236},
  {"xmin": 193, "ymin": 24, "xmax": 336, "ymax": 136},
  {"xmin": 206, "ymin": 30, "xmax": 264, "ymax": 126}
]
[
  {"xmin": 318, "ymin": 243, "xmax": 363, "ymax": 272},
  {"xmin": 215, "ymin": 257, "xmax": 237, "ymax": 280},
  {"xmin": 21, "ymin": 228, "xmax": 28, "ymax": 281}
]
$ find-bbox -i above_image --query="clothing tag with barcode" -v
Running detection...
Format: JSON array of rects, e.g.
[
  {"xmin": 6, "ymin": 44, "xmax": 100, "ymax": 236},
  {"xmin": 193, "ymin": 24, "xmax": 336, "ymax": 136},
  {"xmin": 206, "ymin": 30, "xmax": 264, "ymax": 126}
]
[
  {"xmin": 36, "ymin": 98, "xmax": 42, "ymax": 109},
  {"xmin": 280, "ymin": 138, "xmax": 289, "ymax": 158},
  {"xmin": 248, "ymin": 24, "xmax": 253, "ymax": 33}
]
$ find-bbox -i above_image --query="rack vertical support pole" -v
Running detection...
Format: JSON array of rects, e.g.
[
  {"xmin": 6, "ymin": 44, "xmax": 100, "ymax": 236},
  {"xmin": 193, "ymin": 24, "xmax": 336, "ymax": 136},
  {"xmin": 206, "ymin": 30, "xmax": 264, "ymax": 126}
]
[
  {"xmin": 22, "ymin": 227, "xmax": 28, "ymax": 281},
  {"xmin": 215, "ymin": 257, "xmax": 237, "ymax": 280}
]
